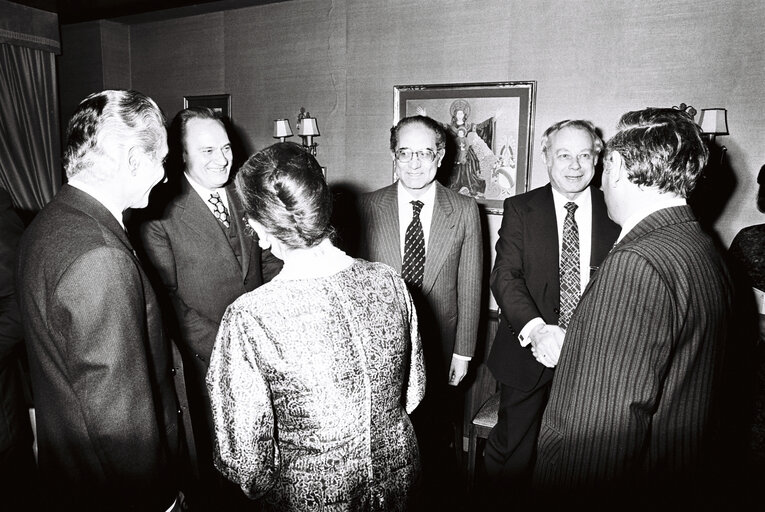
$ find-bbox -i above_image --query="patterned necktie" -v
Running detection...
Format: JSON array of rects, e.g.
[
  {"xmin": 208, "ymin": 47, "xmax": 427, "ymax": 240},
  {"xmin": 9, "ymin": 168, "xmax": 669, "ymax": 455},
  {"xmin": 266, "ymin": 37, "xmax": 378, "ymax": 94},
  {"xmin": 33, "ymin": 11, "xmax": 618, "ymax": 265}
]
[
  {"xmin": 402, "ymin": 200, "xmax": 425, "ymax": 288},
  {"xmin": 208, "ymin": 192, "xmax": 230, "ymax": 228},
  {"xmin": 559, "ymin": 201, "xmax": 580, "ymax": 329}
]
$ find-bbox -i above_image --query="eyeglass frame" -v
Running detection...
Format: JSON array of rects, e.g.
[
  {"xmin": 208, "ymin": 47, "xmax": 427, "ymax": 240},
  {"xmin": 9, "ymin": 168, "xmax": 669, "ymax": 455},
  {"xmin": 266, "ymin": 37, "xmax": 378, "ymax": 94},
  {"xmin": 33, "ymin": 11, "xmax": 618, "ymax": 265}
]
[{"xmin": 393, "ymin": 147, "xmax": 442, "ymax": 164}]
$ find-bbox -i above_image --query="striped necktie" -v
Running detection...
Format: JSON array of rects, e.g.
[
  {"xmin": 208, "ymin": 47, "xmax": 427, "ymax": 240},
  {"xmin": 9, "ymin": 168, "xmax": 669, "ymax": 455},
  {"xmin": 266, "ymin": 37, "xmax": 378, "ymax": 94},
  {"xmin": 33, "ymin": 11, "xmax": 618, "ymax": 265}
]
[{"xmin": 558, "ymin": 201, "xmax": 580, "ymax": 329}]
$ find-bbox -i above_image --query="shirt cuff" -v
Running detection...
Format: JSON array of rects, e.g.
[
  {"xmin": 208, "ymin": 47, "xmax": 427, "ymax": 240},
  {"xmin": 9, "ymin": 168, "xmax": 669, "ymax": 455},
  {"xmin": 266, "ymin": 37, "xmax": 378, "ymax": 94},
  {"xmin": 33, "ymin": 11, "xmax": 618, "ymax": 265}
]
[
  {"xmin": 452, "ymin": 353, "xmax": 472, "ymax": 362},
  {"xmin": 518, "ymin": 317, "xmax": 545, "ymax": 347},
  {"xmin": 755, "ymin": 287, "xmax": 765, "ymax": 315}
]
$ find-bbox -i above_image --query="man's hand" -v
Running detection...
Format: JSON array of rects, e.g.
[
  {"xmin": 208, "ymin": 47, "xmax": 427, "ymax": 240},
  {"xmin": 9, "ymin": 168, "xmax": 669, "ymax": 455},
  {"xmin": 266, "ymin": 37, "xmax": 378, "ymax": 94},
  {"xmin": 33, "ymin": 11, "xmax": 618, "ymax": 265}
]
[
  {"xmin": 529, "ymin": 324, "xmax": 565, "ymax": 368},
  {"xmin": 448, "ymin": 356, "xmax": 469, "ymax": 386}
]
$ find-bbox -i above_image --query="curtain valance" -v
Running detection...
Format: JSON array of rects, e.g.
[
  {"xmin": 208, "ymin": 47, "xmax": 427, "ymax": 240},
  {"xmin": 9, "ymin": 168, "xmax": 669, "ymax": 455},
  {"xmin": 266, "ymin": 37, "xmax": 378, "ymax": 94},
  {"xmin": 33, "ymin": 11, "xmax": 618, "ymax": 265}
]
[{"xmin": 0, "ymin": 0, "xmax": 60, "ymax": 54}]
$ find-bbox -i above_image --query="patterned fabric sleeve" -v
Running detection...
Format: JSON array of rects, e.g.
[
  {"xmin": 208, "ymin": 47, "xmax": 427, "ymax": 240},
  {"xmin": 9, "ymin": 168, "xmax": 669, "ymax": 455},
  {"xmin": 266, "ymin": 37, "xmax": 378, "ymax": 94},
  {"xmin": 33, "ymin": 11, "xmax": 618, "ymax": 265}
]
[
  {"xmin": 206, "ymin": 306, "xmax": 280, "ymax": 499},
  {"xmin": 401, "ymin": 281, "xmax": 426, "ymax": 414}
]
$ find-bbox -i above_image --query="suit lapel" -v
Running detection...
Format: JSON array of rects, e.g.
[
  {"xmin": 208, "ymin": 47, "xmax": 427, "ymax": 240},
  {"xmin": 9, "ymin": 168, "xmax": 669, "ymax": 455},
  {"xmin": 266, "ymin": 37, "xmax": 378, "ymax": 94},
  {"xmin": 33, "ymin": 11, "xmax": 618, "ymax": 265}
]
[
  {"xmin": 422, "ymin": 183, "xmax": 456, "ymax": 295},
  {"xmin": 375, "ymin": 184, "xmax": 402, "ymax": 272},
  {"xmin": 528, "ymin": 185, "xmax": 560, "ymax": 300},
  {"xmin": 590, "ymin": 187, "xmax": 615, "ymax": 266},
  {"xmin": 226, "ymin": 183, "xmax": 252, "ymax": 278},
  {"xmin": 176, "ymin": 179, "xmax": 240, "ymax": 268}
]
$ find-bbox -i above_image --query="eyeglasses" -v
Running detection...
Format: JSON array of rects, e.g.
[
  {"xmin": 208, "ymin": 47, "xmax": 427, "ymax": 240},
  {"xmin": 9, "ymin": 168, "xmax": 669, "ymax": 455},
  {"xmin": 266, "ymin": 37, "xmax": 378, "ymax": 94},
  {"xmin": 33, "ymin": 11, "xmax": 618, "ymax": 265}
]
[
  {"xmin": 395, "ymin": 148, "xmax": 438, "ymax": 163},
  {"xmin": 555, "ymin": 151, "xmax": 594, "ymax": 165}
]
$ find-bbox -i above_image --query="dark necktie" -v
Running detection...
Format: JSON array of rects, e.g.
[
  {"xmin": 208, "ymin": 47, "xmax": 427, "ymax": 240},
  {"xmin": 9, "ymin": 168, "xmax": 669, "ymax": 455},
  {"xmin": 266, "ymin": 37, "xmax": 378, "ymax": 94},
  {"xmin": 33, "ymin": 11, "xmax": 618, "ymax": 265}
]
[
  {"xmin": 208, "ymin": 192, "xmax": 230, "ymax": 228},
  {"xmin": 559, "ymin": 201, "xmax": 580, "ymax": 329},
  {"xmin": 402, "ymin": 200, "xmax": 425, "ymax": 288}
]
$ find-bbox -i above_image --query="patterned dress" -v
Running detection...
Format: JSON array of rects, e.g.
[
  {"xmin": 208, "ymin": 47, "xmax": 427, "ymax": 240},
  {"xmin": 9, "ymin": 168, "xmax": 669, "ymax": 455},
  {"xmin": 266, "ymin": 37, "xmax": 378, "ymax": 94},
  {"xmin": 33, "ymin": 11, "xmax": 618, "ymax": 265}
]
[{"xmin": 207, "ymin": 259, "xmax": 426, "ymax": 511}]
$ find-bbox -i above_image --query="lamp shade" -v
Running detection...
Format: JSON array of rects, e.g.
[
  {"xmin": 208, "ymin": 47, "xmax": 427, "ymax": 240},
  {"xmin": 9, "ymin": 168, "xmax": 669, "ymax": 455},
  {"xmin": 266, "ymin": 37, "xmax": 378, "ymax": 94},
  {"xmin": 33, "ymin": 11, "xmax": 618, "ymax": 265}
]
[
  {"xmin": 298, "ymin": 117, "xmax": 320, "ymax": 137},
  {"xmin": 698, "ymin": 108, "xmax": 729, "ymax": 135},
  {"xmin": 273, "ymin": 119, "xmax": 293, "ymax": 138}
]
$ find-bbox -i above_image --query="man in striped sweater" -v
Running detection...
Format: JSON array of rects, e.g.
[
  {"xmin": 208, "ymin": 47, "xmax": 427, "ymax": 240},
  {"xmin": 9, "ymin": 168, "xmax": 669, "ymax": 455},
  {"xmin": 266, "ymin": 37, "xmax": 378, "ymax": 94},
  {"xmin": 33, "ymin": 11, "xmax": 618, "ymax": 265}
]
[{"xmin": 534, "ymin": 108, "xmax": 734, "ymax": 506}]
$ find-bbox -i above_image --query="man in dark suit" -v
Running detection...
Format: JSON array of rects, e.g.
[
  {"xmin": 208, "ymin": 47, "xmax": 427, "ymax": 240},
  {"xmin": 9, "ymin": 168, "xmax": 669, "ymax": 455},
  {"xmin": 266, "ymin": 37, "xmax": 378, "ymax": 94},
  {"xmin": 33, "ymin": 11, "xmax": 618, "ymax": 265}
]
[
  {"xmin": 484, "ymin": 120, "xmax": 619, "ymax": 503},
  {"xmin": 534, "ymin": 108, "xmax": 734, "ymax": 506},
  {"xmin": 17, "ymin": 90, "xmax": 181, "ymax": 510},
  {"xmin": 359, "ymin": 115, "xmax": 482, "ymax": 502},
  {"xmin": 137, "ymin": 107, "xmax": 281, "ymax": 509},
  {"xmin": 0, "ymin": 187, "xmax": 36, "ymax": 509}
]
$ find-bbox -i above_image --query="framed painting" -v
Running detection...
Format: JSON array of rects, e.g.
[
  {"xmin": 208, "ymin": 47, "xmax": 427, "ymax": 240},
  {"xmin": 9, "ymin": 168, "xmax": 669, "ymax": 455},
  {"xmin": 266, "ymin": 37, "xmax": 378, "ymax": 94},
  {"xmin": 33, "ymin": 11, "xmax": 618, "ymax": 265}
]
[
  {"xmin": 183, "ymin": 94, "xmax": 232, "ymax": 120},
  {"xmin": 393, "ymin": 81, "xmax": 535, "ymax": 214}
]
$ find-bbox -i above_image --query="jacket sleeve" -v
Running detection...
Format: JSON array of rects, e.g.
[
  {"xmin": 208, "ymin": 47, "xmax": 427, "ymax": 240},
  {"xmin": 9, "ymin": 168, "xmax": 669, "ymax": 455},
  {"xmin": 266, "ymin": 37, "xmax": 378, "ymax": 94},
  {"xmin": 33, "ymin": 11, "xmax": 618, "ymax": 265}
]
[
  {"xmin": 139, "ymin": 218, "xmax": 219, "ymax": 358},
  {"xmin": 490, "ymin": 198, "xmax": 543, "ymax": 333},
  {"xmin": 453, "ymin": 198, "xmax": 483, "ymax": 357},
  {"xmin": 52, "ymin": 247, "xmax": 166, "ymax": 479},
  {"xmin": 206, "ymin": 307, "xmax": 279, "ymax": 499}
]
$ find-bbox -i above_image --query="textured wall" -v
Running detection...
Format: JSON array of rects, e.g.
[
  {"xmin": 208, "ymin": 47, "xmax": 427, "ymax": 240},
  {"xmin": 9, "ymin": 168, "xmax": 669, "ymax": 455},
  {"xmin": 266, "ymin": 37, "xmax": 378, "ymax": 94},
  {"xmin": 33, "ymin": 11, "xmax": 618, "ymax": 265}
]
[{"xmin": 64, "ymin": 0, "xmax": 765, "ymax": 245}]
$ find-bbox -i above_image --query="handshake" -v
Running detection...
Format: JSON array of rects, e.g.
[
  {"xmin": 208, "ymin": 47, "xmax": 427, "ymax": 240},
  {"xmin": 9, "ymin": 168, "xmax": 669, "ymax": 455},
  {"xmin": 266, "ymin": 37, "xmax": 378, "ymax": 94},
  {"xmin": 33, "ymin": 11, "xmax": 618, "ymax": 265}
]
[{"xmin": 528, "ymin": 324, "xmax": 566, "ymax": 368}]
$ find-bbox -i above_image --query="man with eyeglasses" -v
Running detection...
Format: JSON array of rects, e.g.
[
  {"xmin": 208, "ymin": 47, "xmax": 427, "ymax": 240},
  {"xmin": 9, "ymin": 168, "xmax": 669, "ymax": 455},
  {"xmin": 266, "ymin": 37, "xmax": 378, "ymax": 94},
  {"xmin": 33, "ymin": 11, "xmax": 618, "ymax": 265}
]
[
  {"xmin": 359, "ymin": 115, "xmax": 482, "ymax": 504},
  {"xmin": 483, "ymin": 120, "xmax": 619, "ymax": 505}
]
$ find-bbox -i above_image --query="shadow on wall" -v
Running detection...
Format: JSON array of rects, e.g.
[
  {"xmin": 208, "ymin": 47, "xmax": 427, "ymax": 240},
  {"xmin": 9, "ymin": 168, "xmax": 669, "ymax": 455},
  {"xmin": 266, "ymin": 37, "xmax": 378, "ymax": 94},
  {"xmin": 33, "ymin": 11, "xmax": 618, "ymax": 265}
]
[{"xmin": 689, "ymin": 142, "xmax": 736, "ymax": 241}]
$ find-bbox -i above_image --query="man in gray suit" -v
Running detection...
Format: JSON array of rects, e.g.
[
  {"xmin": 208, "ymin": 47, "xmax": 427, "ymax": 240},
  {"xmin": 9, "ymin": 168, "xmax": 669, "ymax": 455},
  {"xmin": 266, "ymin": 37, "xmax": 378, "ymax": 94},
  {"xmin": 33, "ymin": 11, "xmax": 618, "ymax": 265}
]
[
  {"xmin": 534, "ymin": 108, "xmax": 734, "ymax": 507},
  {"xmin": 18, "ymin": 90, "xmax": 181, "ymax": 511},
  {"xmin": 359, "ymin": 115, "xmax": 482, "ymax": 502},
  {"xmin": 137, "ymin": 108, "xmax": 281, "ymax": 510}
]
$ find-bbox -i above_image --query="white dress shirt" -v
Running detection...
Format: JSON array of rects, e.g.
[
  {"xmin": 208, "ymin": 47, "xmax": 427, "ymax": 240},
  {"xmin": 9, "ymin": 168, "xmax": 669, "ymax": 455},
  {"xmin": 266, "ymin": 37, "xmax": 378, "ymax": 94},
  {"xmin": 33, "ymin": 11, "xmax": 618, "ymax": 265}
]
[{"xmin": 185, "ymin": 173, "xmax": 230, "ymax": 217}]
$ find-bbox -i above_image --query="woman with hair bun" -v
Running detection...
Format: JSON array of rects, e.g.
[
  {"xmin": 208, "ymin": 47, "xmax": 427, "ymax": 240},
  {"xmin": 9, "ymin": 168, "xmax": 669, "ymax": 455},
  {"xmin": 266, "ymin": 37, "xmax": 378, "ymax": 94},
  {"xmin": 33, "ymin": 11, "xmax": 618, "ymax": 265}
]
[{"xmin": 206, "ymin": 142, "xmax": 425, "ymax": 511}]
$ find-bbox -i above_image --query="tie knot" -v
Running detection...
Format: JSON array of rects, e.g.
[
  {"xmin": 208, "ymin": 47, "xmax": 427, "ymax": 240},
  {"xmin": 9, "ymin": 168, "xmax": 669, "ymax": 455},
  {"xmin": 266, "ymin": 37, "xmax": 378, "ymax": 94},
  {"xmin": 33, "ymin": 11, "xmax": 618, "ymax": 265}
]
[
  {"xmin": 565, "ymin": 201, "xmax": 578, "ymax": 214},
  {"xmin": 411, "ymin": 200, "xmax": 424, "ymax": 217}
]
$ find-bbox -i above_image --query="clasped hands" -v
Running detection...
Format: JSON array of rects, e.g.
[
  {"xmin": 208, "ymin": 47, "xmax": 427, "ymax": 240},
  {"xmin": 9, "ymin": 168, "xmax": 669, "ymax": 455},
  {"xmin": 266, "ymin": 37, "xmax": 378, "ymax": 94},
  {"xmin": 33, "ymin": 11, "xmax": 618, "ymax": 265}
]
[{"xmin": 529, "ymin": 323, "xmax": 565, "ymax": 368}]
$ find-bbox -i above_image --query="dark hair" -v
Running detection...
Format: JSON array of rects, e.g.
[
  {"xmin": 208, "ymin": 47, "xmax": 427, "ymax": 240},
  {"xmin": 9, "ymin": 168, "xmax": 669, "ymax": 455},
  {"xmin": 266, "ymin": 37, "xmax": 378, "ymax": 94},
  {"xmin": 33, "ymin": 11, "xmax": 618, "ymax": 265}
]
[
  {"xmin": 63, "ymin": 89, "xmax": 166, "ymax": 179},
  {"xmin": 389, "ymin": 115, "xmax": 446, "ymax": 153},
  {"xmin": 606, "ymin": 108, "xmax": 709, "ymax": 198},
  {"xmin": 236, "ymin": 142, "xmax": 333, "ymax": 249},
  {"xmin": 166, "ymin": 107, "xmax": 225, "ymax": 177},
  {"xmin": 541, "ymin": 119, "xmax": 603, "ymax": 157}
]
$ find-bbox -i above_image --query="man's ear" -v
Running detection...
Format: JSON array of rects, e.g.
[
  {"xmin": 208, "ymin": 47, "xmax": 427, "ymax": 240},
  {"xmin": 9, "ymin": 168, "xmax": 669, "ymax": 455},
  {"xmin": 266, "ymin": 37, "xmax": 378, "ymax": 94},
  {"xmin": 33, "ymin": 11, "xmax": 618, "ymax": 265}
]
[
  {"xmin": 610, "ymin": 150, "xmax": 625, "ymax": 182},
  {"xmin": 127, "ymin": 146, "xmax": 143, "ymax": 176},
  {"xmin": 436, "ymin": 148, "xmax": 445, "ymax": 167}
]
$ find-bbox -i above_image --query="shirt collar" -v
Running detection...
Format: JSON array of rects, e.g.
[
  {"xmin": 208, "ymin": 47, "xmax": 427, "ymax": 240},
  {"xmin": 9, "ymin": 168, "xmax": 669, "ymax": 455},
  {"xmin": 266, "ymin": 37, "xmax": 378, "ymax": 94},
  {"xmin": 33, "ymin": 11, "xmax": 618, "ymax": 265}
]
[
  {"xmin": 617, "ymin": 196, "xmax": 687, "ymax": 242},
  {"xmin": 185, "ymin": 172, "xmax": 227, "ymax": 199},
  {"xmin": 67, "ymin": 179, "xmax": 125, "ymax": 229},
  {"xmin": 397, "ymin": 180, "xmax": 437, "ymax": 206},
  {"xmin": 551, "ymin": 186, "xmax": 591, "ymax": 211}
]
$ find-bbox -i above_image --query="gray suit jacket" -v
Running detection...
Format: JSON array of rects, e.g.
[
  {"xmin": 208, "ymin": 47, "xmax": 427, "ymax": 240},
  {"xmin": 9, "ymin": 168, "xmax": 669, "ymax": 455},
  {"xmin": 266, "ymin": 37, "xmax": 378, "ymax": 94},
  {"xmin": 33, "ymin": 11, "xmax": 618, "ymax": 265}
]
[
  {"xmin": 359, "ymin": 182, "xmax": 482, "ymax": 378},
  {"xmin": 18, "ymin": 185, "xmax": 179, "ymax": 509},
  {"xmin": 136, "ymin": 177, "xmax": 281, "ymax": 472},
  {"xmin": 534, "ymin": 205, "xmax": 733, "ymax": 495}
]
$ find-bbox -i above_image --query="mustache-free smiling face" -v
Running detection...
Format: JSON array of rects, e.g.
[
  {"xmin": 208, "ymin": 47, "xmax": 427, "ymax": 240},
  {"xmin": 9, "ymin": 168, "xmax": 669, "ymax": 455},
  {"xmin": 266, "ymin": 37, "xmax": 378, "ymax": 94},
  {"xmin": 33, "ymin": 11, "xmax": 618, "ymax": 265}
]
[
  {"xmin": 183, "ymin": 117, "xmax": 233, "ymax": 190},
  {"xmin": 543, "ymin": 126, "xmax": 597, "ymax": 200}
]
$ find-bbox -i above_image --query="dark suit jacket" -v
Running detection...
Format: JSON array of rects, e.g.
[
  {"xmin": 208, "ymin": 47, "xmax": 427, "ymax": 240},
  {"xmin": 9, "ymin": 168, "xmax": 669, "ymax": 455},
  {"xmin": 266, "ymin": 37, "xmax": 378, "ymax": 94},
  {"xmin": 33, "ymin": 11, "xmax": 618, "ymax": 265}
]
[
  {"xmin": 17, "ymin": 185, "xmax": 179, "ymax": 510},
  {"xmin": 137, "ymin": 178, "xmax": 281, "ymax": 469},
  {"xmin": 359, "ymin": 182, "xmax": 482, "ymax": 379},
  {"xmin": 487, "ymin": 184, "xmax": 619, "ymax": 391},
  {"xmin": 534, "ymin": 205, "xmax": 733, "ymax": 495}
]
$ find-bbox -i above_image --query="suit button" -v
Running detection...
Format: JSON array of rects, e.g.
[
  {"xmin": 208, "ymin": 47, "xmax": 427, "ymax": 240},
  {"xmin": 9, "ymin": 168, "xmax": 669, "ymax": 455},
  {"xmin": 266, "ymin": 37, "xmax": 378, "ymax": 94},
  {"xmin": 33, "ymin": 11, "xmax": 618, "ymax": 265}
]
[{"xmin": 553, "ymin": 307, "xmax": 560, "ymax": 315}]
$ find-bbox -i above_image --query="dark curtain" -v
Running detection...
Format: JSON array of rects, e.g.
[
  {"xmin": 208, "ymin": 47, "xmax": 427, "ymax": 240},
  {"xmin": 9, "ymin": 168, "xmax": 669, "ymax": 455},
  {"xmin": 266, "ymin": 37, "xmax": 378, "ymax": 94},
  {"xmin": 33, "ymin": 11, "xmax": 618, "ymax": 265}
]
[{"xmin": 0, "ymin": 43, "xmax": 61, "ymax": 211}]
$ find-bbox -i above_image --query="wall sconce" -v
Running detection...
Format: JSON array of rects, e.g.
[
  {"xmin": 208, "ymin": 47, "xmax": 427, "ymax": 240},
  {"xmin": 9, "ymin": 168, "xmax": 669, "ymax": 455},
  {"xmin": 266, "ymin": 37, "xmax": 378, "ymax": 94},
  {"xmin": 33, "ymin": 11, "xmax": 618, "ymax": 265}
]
[
  {"xmin": 698, "ymin": 108, "xmax": 729, "ymax": 143},
  {"xmin": 273, "ymin": 119, "xmax": 293, "ymax": 142},
  {"xmin": 297, "ymin": 107, "xmax": 320, "ymax": 156}
]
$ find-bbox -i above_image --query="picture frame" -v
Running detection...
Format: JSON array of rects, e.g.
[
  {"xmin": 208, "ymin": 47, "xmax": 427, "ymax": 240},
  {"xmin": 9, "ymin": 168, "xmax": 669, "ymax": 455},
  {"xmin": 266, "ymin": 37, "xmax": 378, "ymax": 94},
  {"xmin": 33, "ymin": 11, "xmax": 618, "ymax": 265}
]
[
  {"xmin": 183, "ymin": 94, "xmax": 232, "ymax": 120},
  {"xmin": 393, "ymin": 81, "xmax": 536, "ymax": 214}
]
